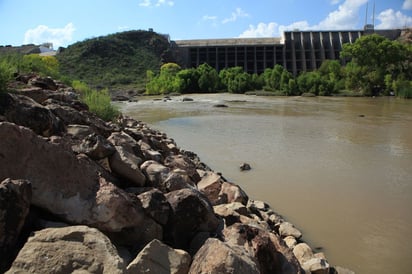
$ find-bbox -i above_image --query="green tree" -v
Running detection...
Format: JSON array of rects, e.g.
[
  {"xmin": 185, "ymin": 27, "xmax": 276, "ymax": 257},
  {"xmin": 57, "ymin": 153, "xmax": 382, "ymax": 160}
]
[
  {"xmin": 341, "ymin": 34, "xmax": 412, "ymax": 95},
  {"xmin": 219, "ymin": 66, "xmax": 251, "ymax": 93},
  {"xmin": 145, "ymin": 62, "xmax": 183, "ymax": 94},
  {"xmin": 197, "ymin": 63, "xmax": 219, "ymax": 92},
  {"xmin": 176, "ymin": 68, "xmax": 200, "ymax": 93}
]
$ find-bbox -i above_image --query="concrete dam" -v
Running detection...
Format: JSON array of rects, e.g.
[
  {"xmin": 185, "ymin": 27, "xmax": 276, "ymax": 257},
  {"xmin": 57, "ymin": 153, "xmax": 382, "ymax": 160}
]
[{"xmin": 173, "ymin": 29, "xmax": 402, "ymax": 75}]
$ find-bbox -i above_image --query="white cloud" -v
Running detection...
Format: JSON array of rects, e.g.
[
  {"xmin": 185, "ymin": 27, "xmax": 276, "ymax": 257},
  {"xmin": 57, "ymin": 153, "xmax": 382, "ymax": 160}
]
[
  {"xmin": 139, "ymin": 0, "xmax": 151, "ymax": 7},
  {"xmin": 156, "ymin": 0, "xmax": 174, "ymax": 7},
  {"xmin": 139, "ymin": 0, "xmax": 174, "ymax": 7},
  {"xmin": 314, "ymin": 0, "xmax": 368, "ymax": 30},
  {"xmin": 375, "ymin": 9, "xmax": 412, "ymax": 29},
  {"xmin": 222, "ymin": 8, "xmax": 249, "ymax": 24},
  {"xmin": 203, "ymin": 15, "xmax": 217, "ymax": 21},
  {"xmin": 402, "ymin": 0, "xmax": 412, "ymax": 10},
  {"xmin": 24, "ymin": 23, "xmax": 75, "ymax": 48},
  {"xmin": 239, "ymin": 22, "xmax": 278, "ymax": 37},
  {"xmin": 278, "ymin": 21, "xmax": 311, "ymax": 33}
]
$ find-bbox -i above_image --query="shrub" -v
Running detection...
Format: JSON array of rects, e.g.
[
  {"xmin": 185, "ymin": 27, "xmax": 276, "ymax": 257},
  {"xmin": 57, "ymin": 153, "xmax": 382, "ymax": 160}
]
[
  {"xmin": 394, "ymin": 80, "xmax": 412, "ymax": 99},
  {"xmin": 0, "ymin": 61, "xmax": 13, "ymax": 92},
  {"xmin": 72, "ymin": 80, "xmax": 119, "ymax": 121}
]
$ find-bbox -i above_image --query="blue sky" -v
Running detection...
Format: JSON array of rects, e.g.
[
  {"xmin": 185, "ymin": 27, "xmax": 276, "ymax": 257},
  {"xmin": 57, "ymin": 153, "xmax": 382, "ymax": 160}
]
[{"xmin": 0, "ymin": 0, "xmax": 411, "ymax": 48}]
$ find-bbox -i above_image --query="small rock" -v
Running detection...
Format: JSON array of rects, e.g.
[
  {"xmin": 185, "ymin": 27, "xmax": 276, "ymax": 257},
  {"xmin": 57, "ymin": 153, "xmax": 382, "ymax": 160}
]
[
  {"xmin": 240, "ymin": 162, "xmax": 251, "ymax": 171},
  {"xmin": 279, "ymin": 221, "xmax": 302, "ymax": 239}
]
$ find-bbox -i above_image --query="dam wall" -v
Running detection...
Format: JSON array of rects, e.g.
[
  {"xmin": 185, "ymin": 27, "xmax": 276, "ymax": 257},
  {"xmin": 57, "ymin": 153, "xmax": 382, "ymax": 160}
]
[{"xmin": 173, "ymin": 29, "xmax": 402, "ymax": 75}]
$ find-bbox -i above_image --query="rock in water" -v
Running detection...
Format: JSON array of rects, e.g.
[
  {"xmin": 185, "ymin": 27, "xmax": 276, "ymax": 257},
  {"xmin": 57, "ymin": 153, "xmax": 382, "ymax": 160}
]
[{"xmin": 240, "ymin": 162, "xmax": 251, "ymax": 171}]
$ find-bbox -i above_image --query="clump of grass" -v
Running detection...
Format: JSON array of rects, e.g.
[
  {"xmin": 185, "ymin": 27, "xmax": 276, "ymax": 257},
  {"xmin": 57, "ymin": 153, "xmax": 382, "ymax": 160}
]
[
  {"xmin": 72, "ymin": 80, "xmax": 119, "ymax": 121},
  {"xmin": 395, "ymin": 80, "xmax": 412, "ymax": 99}
]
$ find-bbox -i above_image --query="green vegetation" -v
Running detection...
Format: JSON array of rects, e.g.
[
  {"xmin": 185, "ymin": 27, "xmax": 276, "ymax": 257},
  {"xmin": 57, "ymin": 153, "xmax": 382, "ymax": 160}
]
[
  {"xmin": 72, "ymin": 80, "xmax": 120, "ymax": 121},
  {"xmin": 144, "ymin": 33, "xmax": 411, "ymax": 98},
  {"xmin": 0, "ymin": 52, "xmax": 119, "ymax": 120},
  {"xmin": 0, "ymin": 60, "xmax": 13, "ymax": 92},
  {"xmin": 57, "ymin": 30, "xmax": 171, "ymax": 90},
  {"xmin": 340, "ymin": 33, "xmax": 412, "ymax": 97}
]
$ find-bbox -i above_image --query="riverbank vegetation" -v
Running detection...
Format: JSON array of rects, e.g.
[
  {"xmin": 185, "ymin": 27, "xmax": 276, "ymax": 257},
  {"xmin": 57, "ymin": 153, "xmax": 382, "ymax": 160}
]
[
  {"xmin": 146, "ymin": 34, "xmax": 412, "ymax": 98},
  {"xmin": 0, "ymin": 53, "xmax": 119, "ymax": 121}
]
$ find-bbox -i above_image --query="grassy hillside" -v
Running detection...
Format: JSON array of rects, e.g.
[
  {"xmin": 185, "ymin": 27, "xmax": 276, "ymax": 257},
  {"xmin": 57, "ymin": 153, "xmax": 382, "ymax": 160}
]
[{"xmin": 56, "ymin": 30, "xmax": 172, "ymax": 91}]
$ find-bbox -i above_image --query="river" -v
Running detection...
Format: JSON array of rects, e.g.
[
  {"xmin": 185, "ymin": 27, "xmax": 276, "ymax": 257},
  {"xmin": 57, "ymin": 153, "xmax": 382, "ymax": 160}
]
[{"xmin": 116, "ymin": 94, "xmax": 412, "ymax": 274}]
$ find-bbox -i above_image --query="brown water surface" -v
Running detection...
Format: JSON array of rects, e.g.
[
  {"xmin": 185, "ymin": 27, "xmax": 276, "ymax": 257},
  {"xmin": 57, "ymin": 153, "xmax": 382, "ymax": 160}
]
[{"xmin": 117, "ymin": 94, "xmax": 412, "ymax": 274}]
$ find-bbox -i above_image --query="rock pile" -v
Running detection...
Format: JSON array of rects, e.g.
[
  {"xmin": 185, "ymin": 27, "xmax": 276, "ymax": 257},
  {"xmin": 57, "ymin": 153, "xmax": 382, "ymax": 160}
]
[{"xmin": 0, "ymin": 74, "xmax": 353, "ymax": 273}]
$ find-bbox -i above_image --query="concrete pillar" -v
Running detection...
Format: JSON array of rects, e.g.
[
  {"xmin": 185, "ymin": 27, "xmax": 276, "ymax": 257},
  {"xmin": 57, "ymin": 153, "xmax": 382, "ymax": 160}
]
[
  {"xmin": 329, "ymin": 32, "xmax": 335, "ymax": 59},
  {"xmin": 300, "ymin": 32, "xmax": 306, "ymax": 72},
  {"xmin": 291, "ymin": 32, "xmax": 297, "ymax": 76},
  {"xmin": 196, "ymin": 48, "xmax": 200, "ymax": 67},
  {"xmin": 310, "ymin": 32, "xmax": 316, "ymax": 70},
  {"xmin": 320, "ymin": 32, "xmax": 326, "ymax": 62}
]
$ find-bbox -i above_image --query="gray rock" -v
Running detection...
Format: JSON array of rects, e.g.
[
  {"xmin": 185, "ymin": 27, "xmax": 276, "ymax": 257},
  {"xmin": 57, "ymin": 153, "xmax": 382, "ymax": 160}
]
[
  {"xmin": 6, "ymin": 226, "xmax": 125, "ymax": 274},
  {"xmin": 293, "ymin": 243, "xmax": 314, "ymax": 265},
  {"xmin": 165, "ymin": 188, "xmax": 219, "ymax": 249},
  {"xmin": 279, "ymin": 221, "xmax": 303, "ymax": 239},
  {"xmin": 0, "ymin": 179, "xmax": 32, "ymax": 272},
  {"xmin": 66, "ymin": 124, "xmax": 93, "ymax": 139},
  {"xmin": 302, "ymin": 257, "xmax": 330, "ymax": 274},
  {"xmin": 197, "ymin": 171, "xmax": 225, "ymax": 205},
  {"xmin": 137, "ymin": 188, "xmax": 171, "ymax": 225},
  {"xmin": 0, "ymin": 122, "xmax": 144, "ymax": 232},
  {"xmin": 220, "ymin": 181, "xmax": 249, "ymax": 205},
  {"xmin": 0, "ymin": 93, "xmax": 62, "ymax": 137},
  {"xmin": 126, "ymin": 239, "xmax": 191, "ymax": 274},
  {"xmin": 189, "ymin": 238, "xmax": 260, "ymax": 274},
  {"xmin": 223, "ymin": 223, "xmax": 304, "ymax": 274},
  {"xmin": 140, "ymin": 160, "xmax": 171, "ymax": 188},
  {"xmin": 77, "ymin": 133, "xmax": 116, "ymax": 160},
  {"xmin": 109, "ymin": 145, "xmax": 146, "ymax": 187}
]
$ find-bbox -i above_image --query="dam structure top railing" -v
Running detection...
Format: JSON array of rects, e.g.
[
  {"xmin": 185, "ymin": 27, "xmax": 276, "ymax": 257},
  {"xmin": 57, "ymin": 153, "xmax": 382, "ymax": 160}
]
[{"xmin": 173, "ymin": 29, "xmax": 402, "ymax": 76}]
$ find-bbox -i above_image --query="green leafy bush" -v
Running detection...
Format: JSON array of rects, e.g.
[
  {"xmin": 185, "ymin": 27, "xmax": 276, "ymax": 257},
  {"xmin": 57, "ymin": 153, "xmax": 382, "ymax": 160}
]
[
  {"xmin": 72, "ymin": 80, "xmax": 119, "ymax": 121},
  {"xmin": 0, "ymin": 60, "xmax": 13, "ymax": 92}
]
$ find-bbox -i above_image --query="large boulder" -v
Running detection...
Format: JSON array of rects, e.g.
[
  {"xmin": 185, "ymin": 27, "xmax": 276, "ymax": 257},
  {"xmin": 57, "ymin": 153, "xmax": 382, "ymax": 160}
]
[
  {"xmin": 165, "ymin": 188, "xmax": 220, "ymax": 249},
  {"xmin": 137, "ymin": 188, "xmax": 171, "ymax": 226},
  {"xmin": 164, "ymin": 154, "xmax": 201, "ymax": 183},
  {"xmin": 197, "ymin": 171, "xmax": 225, "ymax": 205},
  {"xmin": 140, "ymin": 160, "xmax": 171, "ymax": 188},
  {"xmin": 0, "ymin": 179, "xmax": 32, "ymax": 272},
  {"xmin": 189, "ymin": 238, "xmax": 260, "ymax": 274},
  {"xmin": 6, "ymin": 225, "xmax": 125, "ymax": 273},
  {"xmin": 109, "ymin": 145, "xmax": 146, "ymax": 187},
  {"xmin": 0, "ymin": 93, "xmax": 62, "ymax": 137},
  {"xmin": 75, "ymin": 133, "xmax": 116, "ymax": 160},
  {"xmin": 46, "ymin": 102, "xmax": 113, "ymax": 137},
  {"xmin": 223, "ymin": 223, "xmax": 303, "ymax": 274},
  {"xmin": 0, "ymin": 122, "xmax": 144, "ymax": 232},
  {"xmin": 279, "ymin": 221, "xmax": 303, "ymax": 239},
  {"xmin": 126, "ymin": 239, "xmax": 191, "ymax": 274}
]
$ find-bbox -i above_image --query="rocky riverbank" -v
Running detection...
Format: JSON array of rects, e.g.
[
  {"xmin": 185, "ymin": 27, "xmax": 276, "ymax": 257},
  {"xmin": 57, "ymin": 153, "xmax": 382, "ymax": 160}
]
[{"xmin": 0, "ymin": 74, "xmax": 353, "ymax": 273}]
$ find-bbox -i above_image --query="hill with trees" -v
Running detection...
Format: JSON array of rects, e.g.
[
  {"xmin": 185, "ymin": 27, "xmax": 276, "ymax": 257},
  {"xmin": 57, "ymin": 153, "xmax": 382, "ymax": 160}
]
[{"xmin": 56, "ymin": 30, "xmax": 172, "ymax": 91}]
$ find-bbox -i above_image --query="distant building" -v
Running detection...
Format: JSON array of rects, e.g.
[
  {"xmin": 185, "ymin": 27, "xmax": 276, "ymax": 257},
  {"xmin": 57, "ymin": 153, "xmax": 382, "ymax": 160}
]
[{"xmin": 173, "ymin": 28, "xmax": 402, "ymax": 75}]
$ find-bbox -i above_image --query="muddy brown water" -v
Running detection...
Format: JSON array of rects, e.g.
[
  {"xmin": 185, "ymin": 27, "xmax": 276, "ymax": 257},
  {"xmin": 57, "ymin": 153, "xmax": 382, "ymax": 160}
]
[{"xmin": 117, "ymin": 94, "xmax": 412, "ymax": 274}]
